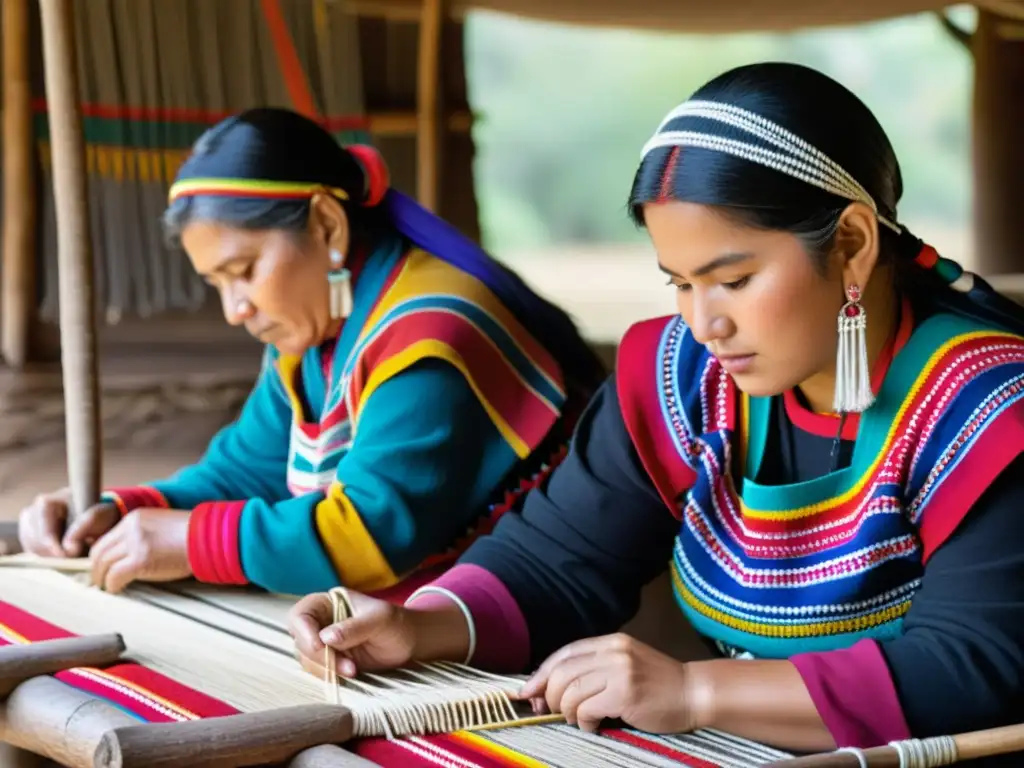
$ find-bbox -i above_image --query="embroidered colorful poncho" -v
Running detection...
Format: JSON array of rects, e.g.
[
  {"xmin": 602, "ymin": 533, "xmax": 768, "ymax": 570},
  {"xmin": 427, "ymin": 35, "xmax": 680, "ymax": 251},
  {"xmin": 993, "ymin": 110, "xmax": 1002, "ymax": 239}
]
[{"xmin": 617, "ymin": 310, "xmax": 1024, "ymax": 658}]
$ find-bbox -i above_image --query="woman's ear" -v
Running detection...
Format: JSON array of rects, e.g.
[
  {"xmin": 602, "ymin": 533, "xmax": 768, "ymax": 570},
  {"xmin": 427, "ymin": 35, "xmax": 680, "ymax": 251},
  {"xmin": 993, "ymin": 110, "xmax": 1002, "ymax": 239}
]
[
  {"xmin": 834, "ymin": 202, "xmax": 881, "ymax": 292},
  {"xmin": 309, "ymin": 193, "xmax": 351, "ymax": 255}
]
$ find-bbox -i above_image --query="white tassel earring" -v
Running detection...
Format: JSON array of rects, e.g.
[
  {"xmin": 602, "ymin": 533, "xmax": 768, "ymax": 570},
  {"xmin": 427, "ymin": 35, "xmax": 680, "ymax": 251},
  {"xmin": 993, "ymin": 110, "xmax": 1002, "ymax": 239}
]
[
  {"xmin": 328, "ymin": 248, "xmax": 353, "ymax": 320},
  {"xmin": 833, "ymin": 283, "xmax": 874, "ymax": 414}
]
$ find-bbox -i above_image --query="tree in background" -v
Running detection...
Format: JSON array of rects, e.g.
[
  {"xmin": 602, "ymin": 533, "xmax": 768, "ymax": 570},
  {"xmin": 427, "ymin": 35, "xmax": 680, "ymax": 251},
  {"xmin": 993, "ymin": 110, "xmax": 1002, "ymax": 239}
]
[{"xmin": 465, "ymin": 8, "xmax": 974, "ymax": 259}]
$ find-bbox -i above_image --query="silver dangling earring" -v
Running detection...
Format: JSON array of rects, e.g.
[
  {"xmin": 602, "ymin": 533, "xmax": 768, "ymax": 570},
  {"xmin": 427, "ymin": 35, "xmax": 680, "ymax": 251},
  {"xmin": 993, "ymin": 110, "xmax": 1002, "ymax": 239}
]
[
  {"xmin": 328, "ymin": 248, "xmax": 353, "ymax": 319},
  {"xmin": 833, "ymin": 283, "xmax": 874, "ymax": 413}
]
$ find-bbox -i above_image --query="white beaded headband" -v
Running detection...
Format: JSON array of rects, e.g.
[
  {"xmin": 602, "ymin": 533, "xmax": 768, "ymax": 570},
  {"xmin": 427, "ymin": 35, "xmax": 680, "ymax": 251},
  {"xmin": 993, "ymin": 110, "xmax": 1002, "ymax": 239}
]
[{"xmin": 640, "ymin": 99, "xmax": 901, "ymax": 234}]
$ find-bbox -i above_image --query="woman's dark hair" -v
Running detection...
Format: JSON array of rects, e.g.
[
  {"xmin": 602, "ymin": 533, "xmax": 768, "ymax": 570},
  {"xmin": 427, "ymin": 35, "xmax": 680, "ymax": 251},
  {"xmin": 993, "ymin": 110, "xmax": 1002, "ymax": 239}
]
[
  {"xmin": 163, "ymin": 107, "xmax": 389, "ymax": 249},
  {"xmin": 629, "ymin": 62, "xmax": 1024, "ymax": 335},
  {"xmin": 165, "ymin": 107, "xmax": 606, "ymax": 388}
]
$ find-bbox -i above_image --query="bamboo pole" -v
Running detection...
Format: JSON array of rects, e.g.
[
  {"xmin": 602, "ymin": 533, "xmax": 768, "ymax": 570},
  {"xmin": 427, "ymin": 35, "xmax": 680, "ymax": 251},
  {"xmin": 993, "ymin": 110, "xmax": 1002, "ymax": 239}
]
[
  {"xmin": 37, "ymin": 0, "xmax": 102, "ymax": 516},
  {"xmin": 1, "ymin": 0, "xmax": 37, "ymax": 369},
  {"xmin": 416, "ymin": 0, "xmax": 446, "ymax": 211}
]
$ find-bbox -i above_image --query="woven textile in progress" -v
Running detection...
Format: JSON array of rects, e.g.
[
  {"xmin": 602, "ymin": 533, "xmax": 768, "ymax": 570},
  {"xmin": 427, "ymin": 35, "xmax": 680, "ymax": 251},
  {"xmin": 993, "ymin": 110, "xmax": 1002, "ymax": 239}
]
[{"xmin": 0, "ymin": 565, "xmax": 797, "ymax": 767}]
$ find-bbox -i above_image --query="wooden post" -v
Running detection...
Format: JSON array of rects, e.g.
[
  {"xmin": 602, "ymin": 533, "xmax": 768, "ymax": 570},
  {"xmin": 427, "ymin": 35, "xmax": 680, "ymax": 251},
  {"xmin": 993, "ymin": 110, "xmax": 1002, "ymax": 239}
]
[
  {"xmin": 416, "ymin": 0, "xmax": 445, "ymax": 211},
  {"xmin": 1, "ymin": 0, "xmax": 37, "ymax": 369},
  {"xmin": 971, "ymin": 9, "xmax": 1024, "ymax": 275},
  {"xmin": 37, "ymin": 0, "xmax": 102, "ymax": 515}
]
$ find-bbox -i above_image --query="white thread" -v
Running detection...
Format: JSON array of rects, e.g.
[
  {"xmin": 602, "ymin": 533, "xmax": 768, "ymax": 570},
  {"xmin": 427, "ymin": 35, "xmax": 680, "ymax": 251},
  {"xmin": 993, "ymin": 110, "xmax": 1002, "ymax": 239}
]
[
  {"xmin": 892, "ymin": 739, "xmax": 910, "ymax": 767},
  {"xmin": 0, "ymin": 562, "xmax": 804, "ymax": 757},
  {"xmin": 405, "ymin": 586, "xmax": 477, "ymax": 665},
  {"xmin": 886, "ymin": 736, "xmax": 959, "ymax": 768},
  {"xmin": 640, "ymin": 98, "xmax": 900, "ymax": 234},
  {"xmin": 836, "ymin": 746, "xmax": 868, "ymax": 768}
]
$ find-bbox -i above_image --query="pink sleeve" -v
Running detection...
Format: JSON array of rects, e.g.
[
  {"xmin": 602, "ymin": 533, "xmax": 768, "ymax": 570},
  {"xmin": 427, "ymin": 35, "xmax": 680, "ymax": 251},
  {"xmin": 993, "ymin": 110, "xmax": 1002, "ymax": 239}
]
[
  {"xmin": 404, "ymin": 563, "xmax": 531, "ymax": 673},
  {"xmin": 790, "ymin": 639, "xmax": 912, "ymax": 748}
]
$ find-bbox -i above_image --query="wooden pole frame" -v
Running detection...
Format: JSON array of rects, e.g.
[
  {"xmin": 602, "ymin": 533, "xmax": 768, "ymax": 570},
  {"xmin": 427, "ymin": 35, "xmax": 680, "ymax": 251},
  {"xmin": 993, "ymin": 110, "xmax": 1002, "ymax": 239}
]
[
  {"xmin": 36, "ymin": 0, "xmax": 102, "ymax": 516},
  {"xmin": 1, "ymin": 0, "xmax": 37, "ymax": 369},
  {"xmin": 416, "ymin": 0, "xmax": 447, "ymax": 211}
]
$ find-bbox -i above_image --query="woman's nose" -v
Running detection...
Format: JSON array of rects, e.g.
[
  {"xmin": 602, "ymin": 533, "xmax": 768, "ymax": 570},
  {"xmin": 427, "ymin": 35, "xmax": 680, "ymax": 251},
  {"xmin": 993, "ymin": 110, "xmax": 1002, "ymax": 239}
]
[
  {"xmin": 686, "ymin": 295, "xmax": 732, "ymax": 346},
  {"xmin": 221, "ymin": 288, "xmax": 255, "ymax": 326}
]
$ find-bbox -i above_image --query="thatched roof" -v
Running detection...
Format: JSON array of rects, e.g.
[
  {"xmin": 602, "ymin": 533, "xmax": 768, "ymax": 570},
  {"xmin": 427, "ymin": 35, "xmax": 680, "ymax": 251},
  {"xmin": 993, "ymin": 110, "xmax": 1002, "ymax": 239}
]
[{"xmin": 351, "ymin": 0, "xmax": 1024, "ymax": 32}]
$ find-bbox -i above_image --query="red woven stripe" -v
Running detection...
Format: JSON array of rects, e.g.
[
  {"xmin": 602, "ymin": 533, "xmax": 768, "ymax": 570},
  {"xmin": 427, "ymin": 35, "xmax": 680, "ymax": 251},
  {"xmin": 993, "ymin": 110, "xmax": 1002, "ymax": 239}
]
[
  {"xmin": 187, "ymin": 502, "xmax": 248, "ymax": 585},
  {"xmin": 604, "ymin": 729, "xmax": 723, "ymax": 768}
]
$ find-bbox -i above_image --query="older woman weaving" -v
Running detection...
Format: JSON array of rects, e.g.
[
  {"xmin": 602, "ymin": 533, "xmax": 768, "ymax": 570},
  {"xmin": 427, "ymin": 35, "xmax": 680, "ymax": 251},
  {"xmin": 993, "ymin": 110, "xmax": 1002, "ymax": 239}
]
[
  {"xmin": 17, "ymin": 108, "xmax": 603, "ymax": 597},
  {"xmin": 288, "ymin": 63, "xmax": 1024, "ymax": 758}
]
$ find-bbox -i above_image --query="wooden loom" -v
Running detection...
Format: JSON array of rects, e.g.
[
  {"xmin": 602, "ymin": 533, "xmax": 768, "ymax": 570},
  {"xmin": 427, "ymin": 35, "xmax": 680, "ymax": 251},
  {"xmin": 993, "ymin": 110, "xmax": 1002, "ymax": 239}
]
[{"xmin": 2, "ymin": 556, "xmax": 1024, "ymax": 767}]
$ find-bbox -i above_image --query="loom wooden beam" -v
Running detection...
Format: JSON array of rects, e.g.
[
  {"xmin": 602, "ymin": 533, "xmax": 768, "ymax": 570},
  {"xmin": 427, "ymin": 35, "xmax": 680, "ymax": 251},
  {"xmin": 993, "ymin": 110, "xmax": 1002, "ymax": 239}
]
[
  {"xmin": 765, "ymin": 751, "xmax": 899, "ymax": 767},
  {"xmin": 93, "ymin": 704, "xmax": 356, "ymax": 768},
  {"xmin": 37, "ymin": 0, "xmax": 103, "ymax": 516},
  {"xmin": 369, "ymin": 108, "xmax": 471, "ymax": 137},
  {"xmin": 0, "ymin": 634, "xmax": 126, "ymax": 696},
  {"xmin": 971, "ymin": 9, "xmax": 1024, "ymax": 275},
  {"xmin": 766, "ymin": 722, "xmax": 1024, "ymax": 766},
  {"xmin": 1, "ymin": 0, "xmax": 37, "ymax": 369},
  {"xmin": 0, "ymin": 676, "xmax": 139, "ymax": 768},
  {"xmin": 0, "ymin": 674, "xmax": 375, "ymax": 768},
  {"xmin": 416, "ymin": 0, "xmax": 447, "ymax": 211}
]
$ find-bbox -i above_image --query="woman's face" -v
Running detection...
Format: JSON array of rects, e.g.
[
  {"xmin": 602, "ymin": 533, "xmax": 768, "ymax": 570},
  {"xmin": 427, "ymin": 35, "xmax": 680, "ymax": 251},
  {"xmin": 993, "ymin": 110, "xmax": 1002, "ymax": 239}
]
[
  {"xmin": 182, "ymin": 221, "xmax": 337, "ymax": 357},
  {"xmin": 643, "ymin": 201, "xmax": 846, "ymax": 398}
]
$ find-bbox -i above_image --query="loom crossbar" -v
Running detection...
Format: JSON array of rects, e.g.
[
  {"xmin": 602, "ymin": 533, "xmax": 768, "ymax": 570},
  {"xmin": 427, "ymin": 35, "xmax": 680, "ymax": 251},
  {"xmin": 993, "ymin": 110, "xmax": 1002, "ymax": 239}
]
[
  {"xmin": 0, "ymin": 633, "xmax": 125, "ymax": 695},
  {"xmin": 0, "ymin": 675, "xmax": 375, "ymax": 768},
  {"xmin": 94, "ymin": 703, "xmax": 355, "ymax": 768}
]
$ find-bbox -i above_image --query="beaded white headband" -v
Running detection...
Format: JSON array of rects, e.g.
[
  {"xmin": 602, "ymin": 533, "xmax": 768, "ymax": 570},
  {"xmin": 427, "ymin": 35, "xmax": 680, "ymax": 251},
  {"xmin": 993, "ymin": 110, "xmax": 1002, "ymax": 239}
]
[{"xmin": 640, "ymin": 99, "xmax": 901, "ymax": 234}]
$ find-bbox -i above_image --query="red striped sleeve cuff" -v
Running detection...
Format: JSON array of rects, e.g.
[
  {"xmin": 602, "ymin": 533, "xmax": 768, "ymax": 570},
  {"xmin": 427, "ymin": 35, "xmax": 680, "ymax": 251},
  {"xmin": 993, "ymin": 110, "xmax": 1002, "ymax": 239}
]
[
  {"xmin": 100, "ymin": 486, "xmax": 170, "ymax": 517},
  {"xmin": 187, "ymin": 501, "xmax": 248, "ymax": 585}
]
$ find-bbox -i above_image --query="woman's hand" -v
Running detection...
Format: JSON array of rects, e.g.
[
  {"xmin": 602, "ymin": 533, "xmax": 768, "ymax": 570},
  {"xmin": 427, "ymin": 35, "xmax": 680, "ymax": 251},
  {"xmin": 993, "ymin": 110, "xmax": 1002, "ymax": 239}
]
[
  {"xmin": 288, "ymin": 591, "xmax": 419, "ymax": 678},
  {"xmin": 288, "ymin": 590, "xmax": 472, "ymax": 679},
  {"xmin": 18, "ymin": 488, "xmax": 120, "ymax": 557},
  {"xmin": 88, "ymin": 508, "xmax": 193, "ymax": 593},
  {"xmin": 519, "ymin": 633, "xmax": 711, "ymax": 734}
]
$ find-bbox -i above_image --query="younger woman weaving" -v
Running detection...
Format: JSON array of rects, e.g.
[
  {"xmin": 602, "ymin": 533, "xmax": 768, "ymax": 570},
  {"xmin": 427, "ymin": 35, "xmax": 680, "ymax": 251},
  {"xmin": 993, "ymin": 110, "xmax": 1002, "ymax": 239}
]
[
  {"xmin": 17, "ymin": 108, "xmax": 603, "ymax": 597},
  {"xmin": 289, "ymin": 63, "xmax": 1024, "ymax": 756}
]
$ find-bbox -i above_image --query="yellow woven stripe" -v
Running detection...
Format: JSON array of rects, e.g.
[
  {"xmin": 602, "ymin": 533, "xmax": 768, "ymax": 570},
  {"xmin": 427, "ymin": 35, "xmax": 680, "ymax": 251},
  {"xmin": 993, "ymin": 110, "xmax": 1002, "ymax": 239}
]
[
  {"xmin": 79, "ymin": 667, "xmax": 202, "ymax": 721},
  {"xmin": 274, "ymin": 356, "xmax": 307, "ymax": 426},
  {"xmin": 36, "ymin": 141, "xmax": 190, "ymax": 183},
  {"xmin": 740, "ymin": 330, "xmax": 1017, "ymax": 520},
  {"xmin": 356, "ymin": 338, "xmax": 532, "ymax": 459},
  {"xmin": 314, "ymin": 482, "xmax": 399, "ymax": 592},
  {"xmin": 448, "ymin": 730, "xmax": 551, "ymax": 767},
  {"xmin": 0, "ymin": 622, "xmax": 29, "ymax": 644},
  {"xmin": 737, "ymin": 391, "xmax": 749, "ymax": 479},
  {"xmin": 669, "ymin": 562, "xmax": 910, "ymax": 638},
  {"xmin": 357, "ymin": 250, "xmax": 564, "ymax": 402}
]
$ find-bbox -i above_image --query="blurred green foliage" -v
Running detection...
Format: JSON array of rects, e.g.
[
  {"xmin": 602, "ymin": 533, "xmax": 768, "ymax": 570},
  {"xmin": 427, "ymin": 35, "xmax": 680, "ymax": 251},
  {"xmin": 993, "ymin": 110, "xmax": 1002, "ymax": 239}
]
[{"xmin": 464, "ymin": 7, "xmax": 976, "ymax": 253}]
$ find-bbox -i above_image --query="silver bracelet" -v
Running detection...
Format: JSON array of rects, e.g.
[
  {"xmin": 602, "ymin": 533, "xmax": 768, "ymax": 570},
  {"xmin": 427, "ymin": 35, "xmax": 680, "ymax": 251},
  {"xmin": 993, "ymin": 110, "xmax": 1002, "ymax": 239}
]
[{"xmin": 404, "ymin": 585, "xmax": 477, "ymax": 665}]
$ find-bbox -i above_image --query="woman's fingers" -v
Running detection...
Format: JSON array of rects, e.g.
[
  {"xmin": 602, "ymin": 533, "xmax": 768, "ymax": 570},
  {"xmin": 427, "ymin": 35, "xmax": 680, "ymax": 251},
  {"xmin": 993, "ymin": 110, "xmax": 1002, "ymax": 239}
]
[{"xmin": 287, "ymin": 593, "xmax": 335, "ymax": 658}]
